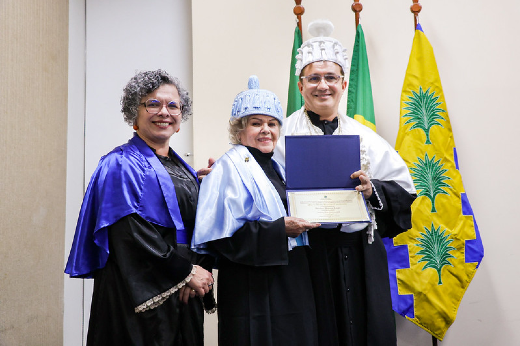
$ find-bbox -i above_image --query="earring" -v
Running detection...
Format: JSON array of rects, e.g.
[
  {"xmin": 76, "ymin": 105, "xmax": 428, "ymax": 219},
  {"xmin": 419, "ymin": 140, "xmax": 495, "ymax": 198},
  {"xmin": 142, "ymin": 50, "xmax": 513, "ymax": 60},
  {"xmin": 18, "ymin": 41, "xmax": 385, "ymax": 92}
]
[{"xmin": 133, "ymin": 124, "xmax": 139, "ymax": 130}]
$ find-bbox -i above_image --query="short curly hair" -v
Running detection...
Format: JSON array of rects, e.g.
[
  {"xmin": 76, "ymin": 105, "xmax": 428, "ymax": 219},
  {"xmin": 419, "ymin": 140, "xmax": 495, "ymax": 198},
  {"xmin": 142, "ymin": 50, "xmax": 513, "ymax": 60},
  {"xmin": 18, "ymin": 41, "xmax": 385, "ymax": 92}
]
[
  {"xmin": 228, "ymin": 117, "xmax": 249, "ymax": 145},
  {"xmin": 228, "ymin": 116, "xmax": 281, "ymax": 145},
  {"xmin": 120, "ymin": 69, "xmax": 193, "ymax": 126}
]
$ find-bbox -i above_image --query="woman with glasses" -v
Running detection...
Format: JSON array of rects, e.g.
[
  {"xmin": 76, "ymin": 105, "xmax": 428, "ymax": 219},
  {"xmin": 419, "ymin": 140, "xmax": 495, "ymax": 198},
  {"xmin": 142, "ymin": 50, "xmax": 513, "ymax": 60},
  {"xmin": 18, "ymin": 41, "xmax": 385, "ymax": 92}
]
[
  {"xmin": 192, "ymin": 76, "xmax": 321, "ymax": 346},
  {"xmin": 65, "ymin": 70, "xmax": 215, "ymax": 346}
]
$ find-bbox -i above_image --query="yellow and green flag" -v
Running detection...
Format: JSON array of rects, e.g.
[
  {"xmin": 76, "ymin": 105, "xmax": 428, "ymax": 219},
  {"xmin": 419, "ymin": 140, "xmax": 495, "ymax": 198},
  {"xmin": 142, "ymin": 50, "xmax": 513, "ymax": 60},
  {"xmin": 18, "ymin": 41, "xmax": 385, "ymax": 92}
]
[
  {"xmin": 383, "ymin": 24, "xmax": 484, "ymax": 341},
  {"xmin": 287, "ymin": 25, "xmax": 304, "ymax": 117},
  {"xmin": 346, "ymin": 24, "xmax": 376, "ymax": 131}
]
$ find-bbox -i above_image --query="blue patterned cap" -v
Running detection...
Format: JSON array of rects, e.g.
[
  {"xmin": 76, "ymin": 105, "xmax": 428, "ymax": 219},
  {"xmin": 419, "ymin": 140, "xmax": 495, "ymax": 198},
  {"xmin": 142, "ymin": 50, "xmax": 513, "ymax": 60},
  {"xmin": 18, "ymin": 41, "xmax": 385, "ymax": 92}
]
[{"xmin": 230, "ymin": 75, "xmax": 284, "ymax": 124}]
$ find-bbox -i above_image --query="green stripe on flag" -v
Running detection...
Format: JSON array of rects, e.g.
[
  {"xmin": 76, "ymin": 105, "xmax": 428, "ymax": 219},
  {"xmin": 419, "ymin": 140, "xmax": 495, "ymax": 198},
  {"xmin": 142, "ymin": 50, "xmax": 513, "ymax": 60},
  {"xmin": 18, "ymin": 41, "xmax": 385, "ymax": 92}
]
[
  {"xmin": 347, "ymin": 24, "xmax": 376, "ymax": 131},
  {"xmin": 287, "ymin": 25, "xmax": 304, "ymax": 117}
]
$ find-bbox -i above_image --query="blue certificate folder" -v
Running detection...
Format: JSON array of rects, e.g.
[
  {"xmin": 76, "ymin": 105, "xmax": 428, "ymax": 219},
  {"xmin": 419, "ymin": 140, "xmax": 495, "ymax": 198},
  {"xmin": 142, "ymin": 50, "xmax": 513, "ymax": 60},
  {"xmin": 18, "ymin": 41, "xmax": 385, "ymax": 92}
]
[
  {"xmin": 285, "ymin": 135, "xmax": 361, "ymax": 190},
  {"xmin": 285, "ymin": 135, "xmax": 370, "ymax": 224}
]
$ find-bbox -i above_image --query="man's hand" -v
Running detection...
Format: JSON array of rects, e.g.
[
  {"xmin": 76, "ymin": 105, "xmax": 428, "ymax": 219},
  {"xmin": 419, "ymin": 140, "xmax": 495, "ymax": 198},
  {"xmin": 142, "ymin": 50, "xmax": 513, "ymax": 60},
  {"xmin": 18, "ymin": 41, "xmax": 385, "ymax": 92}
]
[
  {"xmin": 351, "ymin": 170, "xmax": 372, "ymax": 198},
  {"xmin": 197, "ymin": 158, "xmax": 216, "ymax": 180}
]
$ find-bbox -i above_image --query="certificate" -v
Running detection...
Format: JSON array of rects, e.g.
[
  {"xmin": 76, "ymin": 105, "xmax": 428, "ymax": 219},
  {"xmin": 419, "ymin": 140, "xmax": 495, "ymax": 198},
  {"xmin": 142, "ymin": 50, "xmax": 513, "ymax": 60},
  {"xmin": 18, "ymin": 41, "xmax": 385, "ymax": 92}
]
[{"xmin": 287, "ymin": 189, "xmax": 370, "ymax": 223}]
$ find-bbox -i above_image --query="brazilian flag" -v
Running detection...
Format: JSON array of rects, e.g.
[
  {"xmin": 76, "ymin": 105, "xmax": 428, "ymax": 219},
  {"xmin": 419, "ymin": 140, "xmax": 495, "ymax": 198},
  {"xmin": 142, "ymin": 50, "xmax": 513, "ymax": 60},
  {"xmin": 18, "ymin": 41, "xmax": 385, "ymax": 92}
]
[
  {"xmin": 287, "ymin": 25, "xmax": 304, "ymax": 117},
  {"xmin": 346, "ymin": 24, "xmax": 376, "ymax": 131}
]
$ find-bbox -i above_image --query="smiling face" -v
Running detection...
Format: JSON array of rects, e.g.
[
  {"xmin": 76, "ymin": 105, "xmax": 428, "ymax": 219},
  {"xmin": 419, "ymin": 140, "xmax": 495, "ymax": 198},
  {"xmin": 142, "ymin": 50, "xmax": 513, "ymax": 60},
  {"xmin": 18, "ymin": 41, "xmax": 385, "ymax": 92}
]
[
  {"xmin": 239, "ymin": 114, "xmax": 280, "ymax": 153},
  {"xmin": 298, "ymin": 60, "xmax": 347, "ymax": 121},
  {"xmin": 135, "ymin": 84, "xmax": 181, "ymax": 152}
]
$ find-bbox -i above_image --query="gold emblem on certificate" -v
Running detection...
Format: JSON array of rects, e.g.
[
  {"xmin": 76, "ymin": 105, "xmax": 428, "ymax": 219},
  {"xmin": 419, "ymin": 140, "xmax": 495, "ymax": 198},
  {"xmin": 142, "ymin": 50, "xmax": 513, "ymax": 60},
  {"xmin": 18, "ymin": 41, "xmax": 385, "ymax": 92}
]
[{"xmin": 287, "ymin": 190, "xmax": 370, "ymax": 223}]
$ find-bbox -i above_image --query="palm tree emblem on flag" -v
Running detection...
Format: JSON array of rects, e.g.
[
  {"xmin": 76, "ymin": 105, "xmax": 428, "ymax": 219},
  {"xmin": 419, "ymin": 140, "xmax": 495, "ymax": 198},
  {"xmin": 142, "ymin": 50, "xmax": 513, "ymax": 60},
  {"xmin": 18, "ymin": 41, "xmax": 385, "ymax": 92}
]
[
  {"xmin": 415, "ymin": 223, "xmax": 456, "ymax": 285},
  {"xmin": 402, "ymin": 86, "xmax": 446, "ymax": 145},
  {"xmin": 410, "ymin": 153, "xmax": 451, "ymax": 213}
]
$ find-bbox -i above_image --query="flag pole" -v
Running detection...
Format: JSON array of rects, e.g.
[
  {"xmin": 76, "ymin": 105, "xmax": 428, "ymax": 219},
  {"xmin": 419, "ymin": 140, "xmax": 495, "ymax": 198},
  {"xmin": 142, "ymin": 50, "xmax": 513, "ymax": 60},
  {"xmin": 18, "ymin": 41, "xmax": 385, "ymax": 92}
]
[
  {"xmin": 410, "ymin": 0, "xmax": 422, "ymax": 29},
  {"xmin": 286, "ymin": 1, "xmax": 305, "ymax": 117},
  {"xmin": 410, "ymin": 6, "xmax": 438, "ymax": 346},
  {"xmin": 351, "ymin": 0, "xmax": 363, "ymax": 28},
  {"xmin": 293, "ymin": 0, "xmax": 305, "ymax": 34}
]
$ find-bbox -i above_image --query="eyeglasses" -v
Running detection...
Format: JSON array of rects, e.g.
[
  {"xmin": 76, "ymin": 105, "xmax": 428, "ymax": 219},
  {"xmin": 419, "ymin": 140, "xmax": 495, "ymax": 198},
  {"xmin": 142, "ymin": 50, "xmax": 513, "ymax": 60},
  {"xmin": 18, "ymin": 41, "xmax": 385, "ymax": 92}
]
[
  {"xmin": 140, "ymin": 99, "xmax": 182, "ymax": 116},
  {"xmin": 300, "ymin": 74, "xmax": 344, "ymax": 86}
]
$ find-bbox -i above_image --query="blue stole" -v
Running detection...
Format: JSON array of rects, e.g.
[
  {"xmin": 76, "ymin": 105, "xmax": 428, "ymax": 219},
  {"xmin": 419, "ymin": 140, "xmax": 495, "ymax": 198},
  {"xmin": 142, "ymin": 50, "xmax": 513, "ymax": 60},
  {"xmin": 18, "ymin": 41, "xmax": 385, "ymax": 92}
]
[
  {"xmin": 191, "ymin": 145, "xmax": 307, "ymax": 255},
  {"xmin": 65, "ymin": 134, "xmax": 198, "ymax": 278}
]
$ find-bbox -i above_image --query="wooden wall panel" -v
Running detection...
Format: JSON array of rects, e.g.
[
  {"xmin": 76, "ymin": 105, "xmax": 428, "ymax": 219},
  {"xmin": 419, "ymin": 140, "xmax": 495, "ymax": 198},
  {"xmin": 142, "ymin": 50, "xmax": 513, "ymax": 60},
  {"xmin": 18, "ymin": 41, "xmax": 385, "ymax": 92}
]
[{"xmin": 0, "ymin": 1, "xmax": 68, "ymax": 344}]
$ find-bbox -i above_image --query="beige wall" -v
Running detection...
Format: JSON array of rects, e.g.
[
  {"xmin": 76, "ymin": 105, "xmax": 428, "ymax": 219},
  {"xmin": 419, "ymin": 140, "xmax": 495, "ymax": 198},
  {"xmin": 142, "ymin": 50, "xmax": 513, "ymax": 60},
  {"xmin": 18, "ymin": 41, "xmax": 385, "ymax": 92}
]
[
  {"xmin": 193, "ymin": 0, "xmax": 520, "ymax": 345},
  {"xmin": 0, "ymin": 1, "xmax": 68, "ymax": 345}
]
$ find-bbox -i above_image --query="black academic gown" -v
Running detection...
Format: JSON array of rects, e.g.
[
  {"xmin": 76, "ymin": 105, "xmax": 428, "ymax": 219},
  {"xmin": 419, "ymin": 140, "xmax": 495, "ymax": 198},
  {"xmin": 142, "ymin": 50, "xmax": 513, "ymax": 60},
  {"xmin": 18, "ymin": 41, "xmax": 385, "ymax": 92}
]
[
  {"xmin": 86, "ymin": 151, "xmax": 215, "ymax": 346},
  {"xmin": 210, "ymin": 147, "xmax": 318, "ymax": 346},
  {"xmin": 305, "ymin": 111, "xmax": 415, "ymax": 346}
]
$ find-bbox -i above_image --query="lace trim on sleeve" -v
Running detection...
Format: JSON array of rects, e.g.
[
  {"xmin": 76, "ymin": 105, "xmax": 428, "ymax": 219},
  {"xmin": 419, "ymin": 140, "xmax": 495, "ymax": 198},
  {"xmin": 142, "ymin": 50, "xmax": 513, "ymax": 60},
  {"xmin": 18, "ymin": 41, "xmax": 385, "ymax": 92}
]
[
  {"xmin": 205, "ymin": 306, "xmax": 217, "ymax": 314},
  {"xmin": 367, "ymin": 206, "xmax": 377, "ymax": 245},
  {"xmin": 369, "ymin": 182, "xmax": 383, "ymax": 211},
  {"xmin": 134, "ymin": 265, "xmax": 196, "ymax": 313}
]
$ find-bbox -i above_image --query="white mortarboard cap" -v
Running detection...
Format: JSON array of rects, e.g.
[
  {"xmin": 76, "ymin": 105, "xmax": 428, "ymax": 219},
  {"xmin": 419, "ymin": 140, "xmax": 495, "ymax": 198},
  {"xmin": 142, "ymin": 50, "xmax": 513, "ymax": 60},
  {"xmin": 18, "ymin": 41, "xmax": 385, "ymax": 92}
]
[{"xmin": 295, "ymin": 19, "xmax": 349, "ymax": 76}]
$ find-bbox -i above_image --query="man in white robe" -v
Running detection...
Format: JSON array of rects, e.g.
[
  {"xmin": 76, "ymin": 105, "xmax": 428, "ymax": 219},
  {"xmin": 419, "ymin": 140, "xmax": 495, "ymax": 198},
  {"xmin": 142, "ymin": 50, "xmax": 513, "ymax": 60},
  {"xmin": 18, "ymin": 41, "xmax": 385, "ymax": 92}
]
[{"xmin": 273, "ymin": 20, "xmax": 416, "ymax": 346}]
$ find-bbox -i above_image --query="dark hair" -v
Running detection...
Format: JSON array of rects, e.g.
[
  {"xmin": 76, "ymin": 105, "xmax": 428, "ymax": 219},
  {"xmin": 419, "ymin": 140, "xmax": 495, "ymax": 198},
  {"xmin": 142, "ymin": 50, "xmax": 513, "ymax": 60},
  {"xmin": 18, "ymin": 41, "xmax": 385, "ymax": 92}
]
[
  {"xmin": 120, "ymin": 69, "xmax": 193, "ymax": 125},
  {"xmin": 299, "ymin": 62, "xmax": 345, "ymax": 81}
]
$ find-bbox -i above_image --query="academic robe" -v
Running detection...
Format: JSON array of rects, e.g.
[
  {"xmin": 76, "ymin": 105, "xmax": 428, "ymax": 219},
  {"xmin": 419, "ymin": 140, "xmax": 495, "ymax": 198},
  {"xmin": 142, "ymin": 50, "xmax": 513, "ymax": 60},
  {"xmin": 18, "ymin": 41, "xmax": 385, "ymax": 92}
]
[
  {"xmin": 274, "ymin": 108, "xmax": 416, "ymax": 346},
  {"xmin": 65, "ymin": 134, "xmax": 214, "ymax": 346},
  {"xmin": 193, "ymin": 145, "xmax": 318, "ymax": 346}
]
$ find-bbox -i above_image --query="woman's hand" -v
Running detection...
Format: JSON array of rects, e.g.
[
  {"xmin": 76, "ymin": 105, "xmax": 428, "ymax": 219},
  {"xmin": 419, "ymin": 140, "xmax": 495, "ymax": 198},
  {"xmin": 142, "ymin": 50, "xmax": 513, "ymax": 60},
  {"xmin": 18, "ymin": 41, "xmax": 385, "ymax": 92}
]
[
  {"xmin": 186, "ymin": 265, "xmax": 214, "ymax": 298},
  {"xmin": 351, "ymin": 170, "xmax": 372, "ymax": 198},
  {"xmin": 284, "ymin": 217, "xmax": 321, "ymax": 238},
  {"xmin": 178, "ymin": 285, "xmax": 197, "ymax": 304}
]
